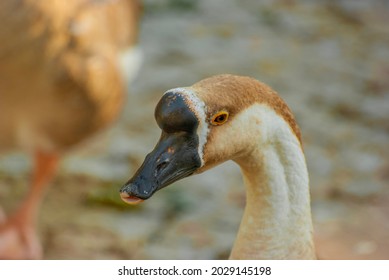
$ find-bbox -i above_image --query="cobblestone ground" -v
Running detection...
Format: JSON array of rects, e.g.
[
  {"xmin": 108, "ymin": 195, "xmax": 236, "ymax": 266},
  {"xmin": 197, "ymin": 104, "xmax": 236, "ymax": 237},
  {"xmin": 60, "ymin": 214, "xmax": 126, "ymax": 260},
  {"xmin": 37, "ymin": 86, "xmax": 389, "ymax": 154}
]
[{"xmin": 1, "ymin": 0, "xmax": 388, "ymax": 259}]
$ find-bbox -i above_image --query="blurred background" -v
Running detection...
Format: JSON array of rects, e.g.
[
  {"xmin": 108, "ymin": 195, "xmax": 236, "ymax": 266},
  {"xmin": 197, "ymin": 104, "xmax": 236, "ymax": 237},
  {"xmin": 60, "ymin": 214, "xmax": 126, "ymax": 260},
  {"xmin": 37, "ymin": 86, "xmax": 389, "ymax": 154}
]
[{"xmin": 0, "ymin": 0, "xmax": 388, "ymax": 259}]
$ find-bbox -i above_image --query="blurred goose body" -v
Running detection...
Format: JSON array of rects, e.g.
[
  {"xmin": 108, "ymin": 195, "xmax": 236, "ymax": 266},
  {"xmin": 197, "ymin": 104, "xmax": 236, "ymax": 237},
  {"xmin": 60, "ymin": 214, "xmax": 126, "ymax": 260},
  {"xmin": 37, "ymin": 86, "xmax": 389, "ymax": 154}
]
[{"xmin": 0, "ymin": 0, "xmax": 142, "ymax": 259}]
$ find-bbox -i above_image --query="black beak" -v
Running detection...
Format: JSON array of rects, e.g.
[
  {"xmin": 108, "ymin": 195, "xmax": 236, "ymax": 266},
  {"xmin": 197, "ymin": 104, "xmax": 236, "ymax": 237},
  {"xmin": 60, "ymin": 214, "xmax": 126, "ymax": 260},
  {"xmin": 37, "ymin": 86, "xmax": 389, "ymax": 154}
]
[
  {"xmin": 120, "ymin": 90, "xmax": 202, "ymax": 205},
  {"xmin": 120, "ymin": 131, "xmax": 201, "ymax": 204}
]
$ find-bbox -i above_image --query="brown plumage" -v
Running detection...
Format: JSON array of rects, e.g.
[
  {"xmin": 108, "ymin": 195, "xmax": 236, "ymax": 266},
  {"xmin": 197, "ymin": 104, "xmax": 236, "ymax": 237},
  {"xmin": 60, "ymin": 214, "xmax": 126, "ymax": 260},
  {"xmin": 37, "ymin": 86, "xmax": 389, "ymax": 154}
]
[
  {"xmin": 192, "ymin": 74, "xmax": 302, "ymax": 145},
  {"xmin": 0, "ymin": 0, "xmax": 141, "ymax": 259}
]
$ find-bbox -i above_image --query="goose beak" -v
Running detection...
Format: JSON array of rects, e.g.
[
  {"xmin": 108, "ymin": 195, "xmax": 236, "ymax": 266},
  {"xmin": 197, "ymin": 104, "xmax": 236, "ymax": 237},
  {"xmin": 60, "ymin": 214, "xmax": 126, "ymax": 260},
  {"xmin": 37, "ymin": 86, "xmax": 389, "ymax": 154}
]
[{"xmin": 120, "ymin": 133, "xmax": 201, "ymax": 204}]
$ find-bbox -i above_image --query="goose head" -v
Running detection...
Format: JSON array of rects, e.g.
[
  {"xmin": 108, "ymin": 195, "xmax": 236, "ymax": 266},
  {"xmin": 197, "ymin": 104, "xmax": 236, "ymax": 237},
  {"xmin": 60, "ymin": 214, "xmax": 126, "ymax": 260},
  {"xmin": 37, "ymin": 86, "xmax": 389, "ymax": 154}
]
[{"xmin": 120, "ymin": 74, "xmax": 301, "ymax": 204}]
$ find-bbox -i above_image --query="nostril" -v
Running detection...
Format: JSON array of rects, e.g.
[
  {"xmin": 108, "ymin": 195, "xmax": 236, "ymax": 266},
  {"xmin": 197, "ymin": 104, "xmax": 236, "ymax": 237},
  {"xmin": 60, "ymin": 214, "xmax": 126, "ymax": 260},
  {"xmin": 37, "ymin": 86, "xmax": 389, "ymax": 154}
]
[{"xmin": 156, "ymin": 160, "xmax": 169, "ymax": 174}]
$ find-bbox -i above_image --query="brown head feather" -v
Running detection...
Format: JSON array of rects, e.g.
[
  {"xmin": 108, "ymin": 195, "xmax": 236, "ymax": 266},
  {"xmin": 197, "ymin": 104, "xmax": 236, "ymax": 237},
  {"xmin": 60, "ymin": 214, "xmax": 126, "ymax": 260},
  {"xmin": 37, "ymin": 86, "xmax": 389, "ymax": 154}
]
[{"xmin": 191, "ymin": 74, "xmax": 302, "ymax": 145}]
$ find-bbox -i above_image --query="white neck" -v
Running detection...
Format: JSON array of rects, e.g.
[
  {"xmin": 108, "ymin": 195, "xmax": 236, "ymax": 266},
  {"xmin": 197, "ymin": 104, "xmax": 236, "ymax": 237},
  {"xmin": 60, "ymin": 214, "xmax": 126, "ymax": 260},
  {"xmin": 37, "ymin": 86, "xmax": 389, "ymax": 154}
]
[{"xmin": 229, "ymin": 106, "xmax": 316, "ymax": 259}]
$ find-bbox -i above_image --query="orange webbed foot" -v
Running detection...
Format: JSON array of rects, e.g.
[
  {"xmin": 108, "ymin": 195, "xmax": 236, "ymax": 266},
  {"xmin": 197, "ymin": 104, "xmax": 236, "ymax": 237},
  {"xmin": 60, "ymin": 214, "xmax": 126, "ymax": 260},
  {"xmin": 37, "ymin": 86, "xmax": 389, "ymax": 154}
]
[{"xmin": 0, "ymin": 216, "xmax": 42, "ymax": 259}]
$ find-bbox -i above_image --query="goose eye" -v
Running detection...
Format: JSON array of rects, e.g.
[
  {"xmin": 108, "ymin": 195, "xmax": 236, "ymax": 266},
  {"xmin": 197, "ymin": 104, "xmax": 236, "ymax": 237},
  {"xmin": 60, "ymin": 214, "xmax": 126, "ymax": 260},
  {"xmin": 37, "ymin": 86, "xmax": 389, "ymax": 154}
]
[{"xmin": 210, "ymin": 111, "xmax": 229, "ymax": 126}]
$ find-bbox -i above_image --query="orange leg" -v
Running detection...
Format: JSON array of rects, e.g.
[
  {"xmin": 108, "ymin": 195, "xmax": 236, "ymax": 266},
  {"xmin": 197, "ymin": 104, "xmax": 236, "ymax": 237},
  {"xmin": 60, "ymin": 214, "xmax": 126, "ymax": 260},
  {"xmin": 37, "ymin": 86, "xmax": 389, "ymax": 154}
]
[{"xmin": 0, "ymin": 151, "xmax": 59, "ymax": 259}]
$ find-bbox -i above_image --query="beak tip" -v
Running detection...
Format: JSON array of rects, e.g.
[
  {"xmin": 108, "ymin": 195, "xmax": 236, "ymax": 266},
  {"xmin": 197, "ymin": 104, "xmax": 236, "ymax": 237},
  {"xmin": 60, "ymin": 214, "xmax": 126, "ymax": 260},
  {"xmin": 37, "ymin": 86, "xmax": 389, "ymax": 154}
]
[
  {"xmin": 120, "ymin": 189, "xmax": 145, "ymax": 205},
  {"xmin": 119, "ymin": 183, "xmax": 131, "ymax": 195},
  {"xmin": 120, "ymin": 181, "xmax": 154, "ymax": 204}
]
